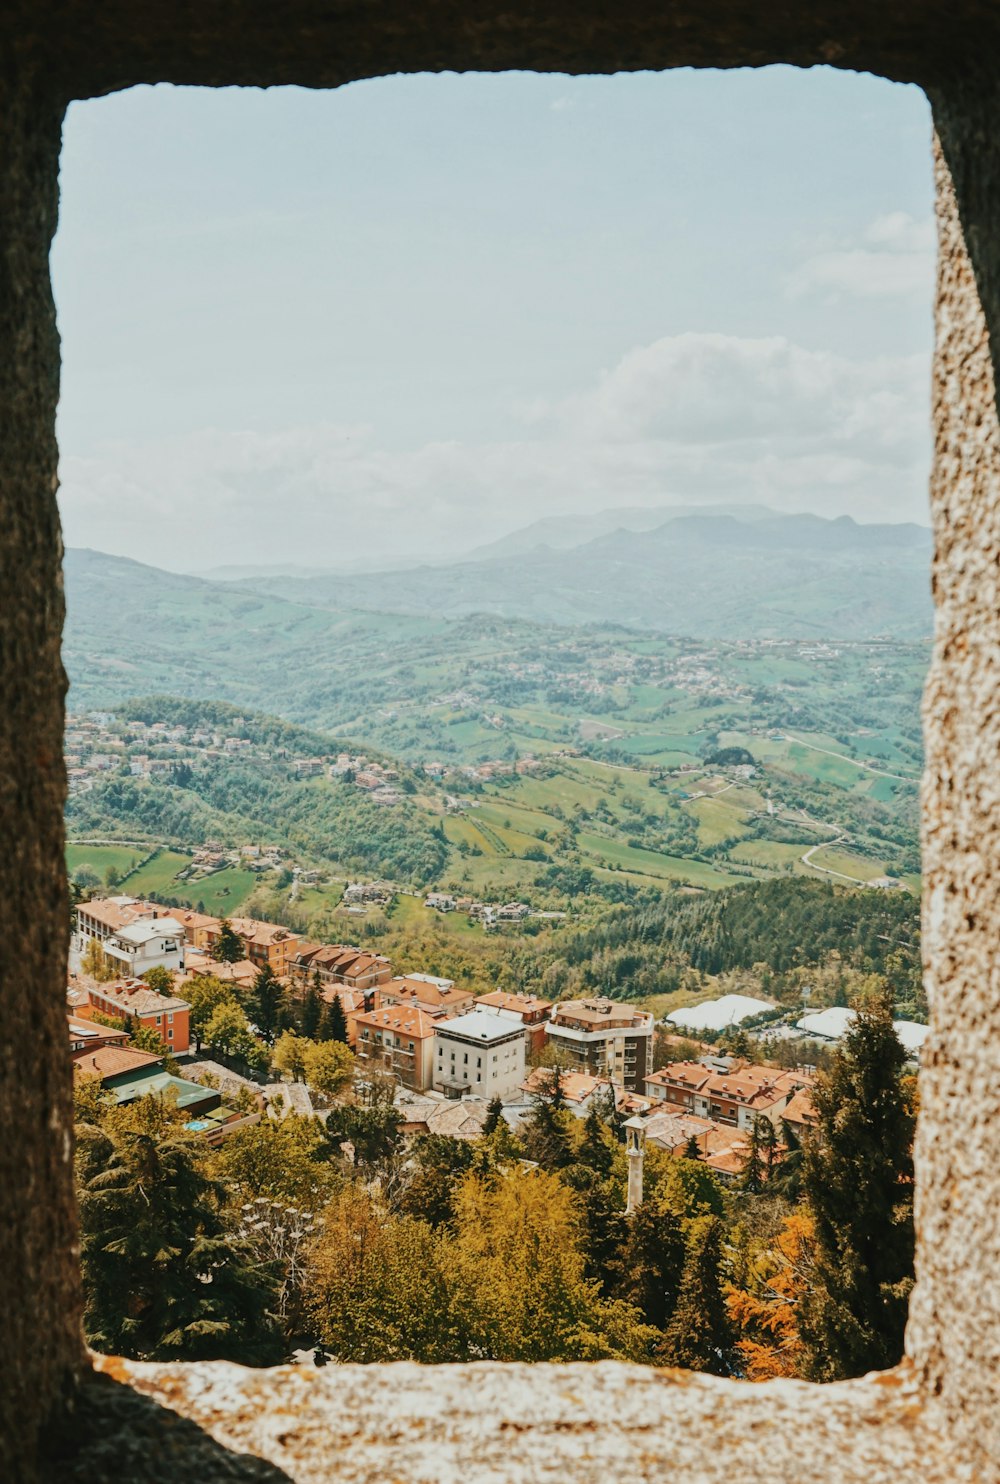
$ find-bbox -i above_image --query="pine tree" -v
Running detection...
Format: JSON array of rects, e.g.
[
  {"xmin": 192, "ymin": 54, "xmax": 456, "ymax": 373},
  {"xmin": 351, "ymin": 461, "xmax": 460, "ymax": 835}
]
[
  {"xmin": 482, "ymin": 1095, "xmax": 504, "ymax": 1137},
  {"xmin": 321, "ymin": 993, "xmax": 349, "ymax": 1045},
  {"xmin": 798, "ymin": 991, "xmax": 915, "ymax": 1380},
  {"xmin": 740, "ymin": 1115, "xmax": 776, "ymax": 1194},
  {"xmin": 78, "ymin": 1127, "xmax": 280, "ymax": 1363},
  {"xmin": 249, "ymin": 963, "xmax": 286, "ymax": 1045},
  {"xmin": 213, "ymin": 920, "xmax": 244, "ymax": 964},
  {"xmin": 684, "ymin": 1134, "xmax": 701, "ymax": 1160},
  {"xmin": 579, "ymin": 1106, "xmax": 614, "ymax": 1176},
  {"xmin": 300, "ymin": 983, "xmax": 322, "ymax": 1039},
  {"xmin": 660, "ymin": 1215, "xmax": 734, "ymax": 1375},
  {"xmin": 519, "ymin": 1089, "xmax": 573, "ymax": 1170}
]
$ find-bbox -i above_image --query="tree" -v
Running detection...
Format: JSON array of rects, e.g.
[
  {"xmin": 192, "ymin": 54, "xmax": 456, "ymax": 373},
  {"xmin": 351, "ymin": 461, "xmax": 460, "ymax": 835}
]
[
  {"xmin": 798, "ymin": 992, "xmax": 915, "ymax": 1380},
  {"xmin": 482, "ymin": 1095, "xmax": 504, "ymax": 1137},
  {"xmin": 306, "ymin": 1186, "xmax": 459, "ymax": 1362},
  {"xmin": 249, "ymin": 963, "xmax": 286, "ymax": 1045},
  {"xmin": 211, "ymin": 1114, "xmax": 338, "ymax": 1211},
  {"xmin": 398, "ymin": 1134, "xmax": 476, "ymax": 1228},
  {"xmin": 127, "ymin": 1019, "xmax": 169, "ymax": 1056},
  {"xmin": 78, "ymin": 1125, "xmax": 280, "ymax": 1363},
  {"xmin": 320, "ymin": 994, "xmax": 349, "ymax": 1045},
  {"xmin": 213, "ymin": 920, "xmax": 244, "ymax": 964},
  {"xmin": 271, "ymin": 1029, "xmax": 307, "ymax": 1082},
  {"xmin": 578, "ymin": 1106, "xmax": 614, "ymax": 1177},
  {"xmin": 325, "ymin": 1099, "xmax": 402, "ymax": 1169},
  {"xmin": 141, "ymin": 965, "xmax": 174, "ymax": 995},
  {"xmin": 450, "ymin": 1168, "xmax": 653, "ymax": 1362},
  {"xmin": 519, "ymin": 1077, "xmax": 574, "ymax": 1170},
  {"xmin": 299, "ymin": 983, "xmax": 322, "ymax": 1040},
  {"xmin": 204, "ymin": 1000, "xmax": 250, "ymax": 1059},
  {"xmin": 301, "ymin": 1039, "xmax": 355, "ymax": 1100},
  {"xmin": 660, "ymin": 1215, "xmax": 735, "ymax": 1376},
  {"xmin": 80, "ymin": 936, "xmax": 115, "ymax": 982},
  {"xmin": 740, "ymin": 1115, "xmax": 777, "ymax": 1195},
  {"xmin": 726, "ymin": 1209, "xmax": 816, "ymax": 1380},
  {"xmin": 185, "ymin": 975, "xmax": 238, "ymax": 1048}
]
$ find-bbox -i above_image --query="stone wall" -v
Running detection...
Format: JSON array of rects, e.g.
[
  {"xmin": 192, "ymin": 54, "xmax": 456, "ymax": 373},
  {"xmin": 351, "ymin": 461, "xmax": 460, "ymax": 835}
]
[{"xmin": 3, "ymin": 4, "xmax": 1000, "ymax": 1480}]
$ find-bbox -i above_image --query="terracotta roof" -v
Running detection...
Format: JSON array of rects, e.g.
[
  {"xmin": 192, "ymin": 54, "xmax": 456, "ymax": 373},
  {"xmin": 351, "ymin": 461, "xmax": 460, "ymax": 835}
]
[
  {"xmin": 229, "ymin": 917, "xmax": 300, "ymax": 948},
  {"xmin": 646, "ymin": 1062, "xmax": 713, "ymax": 1093},
  {"xmin": 68, "ymin": 1014, "xmax": 127, "ymax": 1046},
  {"xmin": 355, "ymin": 1003, "xmax": 438, "ymax": 1040},
  {"xmin": 521, "ymin": 1067, "xmax": 609, "ymax": 1104},
  {"xmin": 72, "ymin": 1046, "xmax": 163, "ymax": 1082},
  {"xmin": 477, "ymin": 990, "xmax": 553, "ymax": 1017},
  {"xmin": 782, "ymin": 1087, "xmax": 818, "ymax": 1127},
  {"xmin": 86, "ymin": 978, "xmax": 190, "ymax": 1016},
  {"xmin": 383, "ymin": 976, "xmax": 472, "ymax": 1011},
  {"xmin": 550, "ymin": 998, "xmax": 653, "ymax": 1031}
]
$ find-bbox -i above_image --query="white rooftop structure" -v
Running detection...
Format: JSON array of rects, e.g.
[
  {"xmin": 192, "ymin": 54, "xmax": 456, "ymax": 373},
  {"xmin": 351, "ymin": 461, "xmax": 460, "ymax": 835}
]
[
  {"xmin": 797, "ymin": 1007, "xmax": 929, "ymax": 1056},
  {"xmin": 407, "ymin": 972, "xmax": 455, "ymax": 992},
  {"xmin": 893, "ymin": 1020, "xmax": 931, "ymax": 1055},
  {"xmin": 435, "ymin": 1010, "xmax": 524, "ymax": 1044},
  {"xmin": 667, "ymin": 994, "xmax": 774, "ymax": 1033},
  {"xmin": 797, "ymin": 1007, "xmax": 856, "ymax": 1041}
]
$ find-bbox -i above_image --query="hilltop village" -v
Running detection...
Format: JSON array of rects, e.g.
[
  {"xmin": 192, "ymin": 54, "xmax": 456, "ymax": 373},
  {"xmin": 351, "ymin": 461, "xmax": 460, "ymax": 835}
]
[{"xmin": 70, "ymin": 890, "xmax": 926, "ymax": 1180}]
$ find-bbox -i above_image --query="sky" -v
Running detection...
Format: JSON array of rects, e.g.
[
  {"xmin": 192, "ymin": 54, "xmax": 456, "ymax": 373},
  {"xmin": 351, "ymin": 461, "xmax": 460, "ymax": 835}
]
[{"xmin": 53, "ymin": 67, "xmax": 935, "ymax": 573}]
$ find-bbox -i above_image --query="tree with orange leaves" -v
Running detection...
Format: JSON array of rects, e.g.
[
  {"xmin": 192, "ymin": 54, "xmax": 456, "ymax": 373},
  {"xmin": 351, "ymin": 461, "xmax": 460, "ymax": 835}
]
[{"xmin": 725, "ymin": 1209, "xmax": 816, "ymax": 1380}]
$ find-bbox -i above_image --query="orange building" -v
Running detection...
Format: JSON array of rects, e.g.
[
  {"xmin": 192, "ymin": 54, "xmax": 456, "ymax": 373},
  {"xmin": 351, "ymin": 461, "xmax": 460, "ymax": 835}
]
[{"xmin": 81, "ymin": 978, "xmax": 192, "ymax": 1055}]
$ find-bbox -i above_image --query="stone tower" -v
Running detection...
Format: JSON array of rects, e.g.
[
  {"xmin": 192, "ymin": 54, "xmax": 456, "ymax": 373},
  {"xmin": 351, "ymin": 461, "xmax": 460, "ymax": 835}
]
[{"xmin": 623, "ymin": 1115, "xmax": 646, "ymax": 1215}]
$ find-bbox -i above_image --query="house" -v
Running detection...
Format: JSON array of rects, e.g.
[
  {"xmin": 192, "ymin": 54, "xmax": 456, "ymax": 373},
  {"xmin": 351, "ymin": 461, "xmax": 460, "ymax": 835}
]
[
  {"xmin": 424, "ymin": 892, "xmax": 456, "ymax": 913},
  {"xmin": 433, "ymin": 1011, "xmax": 526, "ymax": 1101},
  {"xmin": 291, "ymin": 942, "xmax": 392, "ymax": 991},
  {"xmin": 76, "ymin": 895, "xmax": 157, "ymax": 944},
  {"xmin": 160, "ymin": 902, "xmax": 219, "ymax": 949},
  {"xmin": 380, "ymin": 975, "xmax": 475, "ymax": 1017},
  {"xmin": 476, "ymin": 990, "xmax": 553, "ymax": 1055},
  {"xmin": 546, "ymin": 998, "xmax": 654, "ymax": 1091},
  {"xmin": 67, "ymin": 1014, "xmax": 128, "ymax": 1056},
  {"xmin": 781, "ymin": 1086, "xmax": 818, "ymax": 1140},
  {"xmin": 642, "ymin": 1109, "xmax": 719, "ymax": 1157},
  {"xmin": 79, "ymin": 978, "xmax": 192, "ymax": 1054},
  {"xmin": 354, "ymin": 1003, "xmax": 438, "ymax": 1092},
  {"xmin": 101, "ymin": 916, "xmax": 186, "ymax": 977},
  {"xmin": 205, "ymin": 917, "xmax": 300, "ymax": 976},
  {"xmin": 644, "ymin": 1059, "xmax": 809, "ymax": 1132},
  {"xmin": 519, "ymin": 1066, "xmax": 613, "ymax": 1114},
  {"xmin": 182, "ymin": 950, "xmax": 259, "ymax": 992}
]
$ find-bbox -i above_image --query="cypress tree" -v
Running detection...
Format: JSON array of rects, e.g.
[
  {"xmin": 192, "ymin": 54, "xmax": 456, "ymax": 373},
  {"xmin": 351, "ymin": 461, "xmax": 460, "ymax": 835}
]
[
  {"xmin": 798, "ymin": 991, "xmax": 915, "ymax": 1380},
  {"xmin": 300, "ymin": 983, "xmax": 322, "ymax": 1039},
  {"xmin": 482, "ymin": 1095, "xmax": 504, "ymax": 1136},
  {"xmin": 249, "ymin": 963, "xmax": 286, "ymax": 1045},
  {"xmin": 660, "ymin": 1214, "xmax": 734, "ymax": 1375},
  {"xmin": 322, "ymin": 994, "xmax": 350, "ymax": 1045},
  {"xmin": 213, "ymin": 919, "xmax": 244, "ymax": 964},
  {"xmin": 579, "ymin": 1106, "xmax": 614, "ymax": 1176}
]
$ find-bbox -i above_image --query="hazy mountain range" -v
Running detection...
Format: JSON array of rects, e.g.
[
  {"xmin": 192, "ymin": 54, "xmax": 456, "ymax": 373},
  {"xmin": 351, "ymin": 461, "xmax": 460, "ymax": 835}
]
[{"xmin": 221, "ymin": 507, "xmax": 932, "ymax": 640}]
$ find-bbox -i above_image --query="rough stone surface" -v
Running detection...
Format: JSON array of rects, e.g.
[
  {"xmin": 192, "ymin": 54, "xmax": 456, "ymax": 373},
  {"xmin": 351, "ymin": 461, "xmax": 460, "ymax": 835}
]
[
  {"xmin": 0, "ymin": 73, "xmax": 83, "ymax": 1484},
  {"xmin": 76, "ymin": 1356, "xmax": 964, "ymax": 1484},
  {"xmin": 908, "ymin": 132, "xmax": 1000, "ymax": 1480},
  {"xmin": 4, "ymin": 4, "xmax": 1000, "ymax": 1481}
]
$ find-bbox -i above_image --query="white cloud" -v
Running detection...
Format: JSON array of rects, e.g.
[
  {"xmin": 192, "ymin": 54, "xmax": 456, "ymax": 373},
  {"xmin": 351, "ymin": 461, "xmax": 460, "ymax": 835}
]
[
  {"xmin": 58, "ymin": 331, "xmax": 931, "ymax": 572},
  {"xmin": 787, "ymin": 212, "xmax": 935, "ymax": 301}
]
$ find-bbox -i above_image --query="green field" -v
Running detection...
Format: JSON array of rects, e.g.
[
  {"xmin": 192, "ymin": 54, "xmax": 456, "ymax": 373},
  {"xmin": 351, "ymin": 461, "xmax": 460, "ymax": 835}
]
[{"xmin": 66, "ymin": 843, "xmax": 146, "ymax": 880}]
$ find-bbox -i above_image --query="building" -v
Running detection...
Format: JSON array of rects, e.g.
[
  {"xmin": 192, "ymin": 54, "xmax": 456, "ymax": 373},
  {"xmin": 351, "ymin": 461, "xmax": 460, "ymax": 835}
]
[
  {"xmin": 67, "ymin": 1014, "xmax": 128, "ymax": 1056},
  {"xmin": 76, "ymin": 895, "xmax": 158, "ymax": 944},
  {"xmin": 79, "ymin": 978, "xmax": 192, "ymax": 1054},
  {"xmin": 476, "ymin": 990, "xmax": 553, "ymax": 1055},
  {"xmin": 546, "ymin": 998, "xmax": 654, "ymax": 1091},
  {"xmin": 520, "ymin": 1066, "xmax": 612, "ymax": 1114},
  {"xmin": 101, "ymin": 916, "xmax": 187, "ymax": 977},
  {"xmin": 433, "ymin": 1010, "xmax": 526, "ymax": 1101},
  {"xmin": 217, "ymin": 917, "xmax": 301, "ymax": 976},
  {"xmin": 291, "ymin": 942, "xmax": 392, "ymax": 991},
  {"xmin": 353, "ymin": 1003, "xmax": 438, "ymax": 1092},
  {"xmin": 380, "ymin": 974, "xmax": 475, "ymax": 1017},
  {"xmin": 160, "ymin": 907, "xmax": 222, "ymax": 949},
  {"xmin": 644, "ymin": 1059, "xmax": 809, "ymax": 1132}
]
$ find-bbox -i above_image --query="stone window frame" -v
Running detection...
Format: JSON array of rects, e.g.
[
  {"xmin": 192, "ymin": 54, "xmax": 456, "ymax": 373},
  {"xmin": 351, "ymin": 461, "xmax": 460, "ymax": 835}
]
[{"xmin": 3, "ymin": 6, "xmax": 1000, "ymax": 1481}]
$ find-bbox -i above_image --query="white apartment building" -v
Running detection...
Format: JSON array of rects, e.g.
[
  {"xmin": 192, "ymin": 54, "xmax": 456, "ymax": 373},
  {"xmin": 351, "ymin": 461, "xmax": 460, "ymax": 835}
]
[
  {"xmin": 102, "ymin": 917, "xmax": 187, "ymax": 976},
  {"xmin": 433, "ymin": 1010, "xmax": 526, "ymax": 1101}
]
